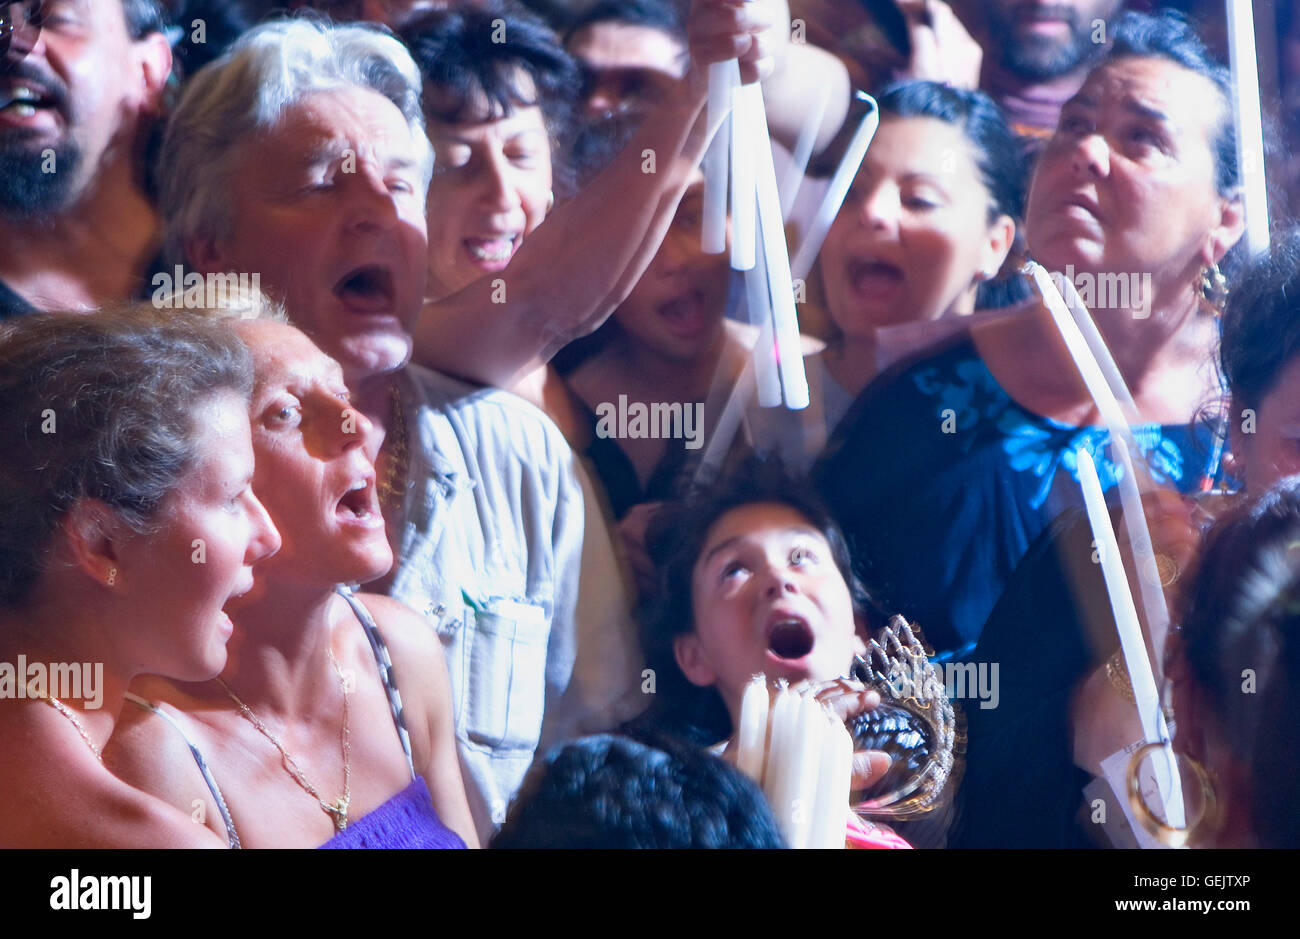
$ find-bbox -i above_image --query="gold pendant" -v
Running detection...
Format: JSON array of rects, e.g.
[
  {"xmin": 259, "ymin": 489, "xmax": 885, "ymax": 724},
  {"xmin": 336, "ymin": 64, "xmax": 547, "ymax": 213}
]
[{"xmin": 326, "ymin": 796, "xmax": 349, "ymax": 832}]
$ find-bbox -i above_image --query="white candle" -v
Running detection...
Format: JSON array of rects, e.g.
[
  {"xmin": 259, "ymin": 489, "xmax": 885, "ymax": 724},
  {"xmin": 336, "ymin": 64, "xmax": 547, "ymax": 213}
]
[
  {"xmin": 703, "ymin": 62, "xmax": 733, "ymax": 255},
  {"xmin": 790, "ymin": 94, "xmax": 879, "ymax": 283},
  {"xmin": 765, "ymin": 682, "xmax": 802, "ymax": 843},
  {"xmin": 1076, "ymin": 449, "xmax": 1185, "ymax": 829},
  {"xmin": 785, "ymin": 691, "xmax": 825, "ymax": 848},
  {"xmin": 746, "ymin": 237, "xmax": 782, "ymax": 408},
  {"xmin": 695, "ymin": 357, "xmax": 755, "ymax": 481},
  {"xmin": 735, "ymin": 674, "xmax": 768, "ymax": 783},
  {"xmin": 1051, "ymin": 270, "xmax": 1138, "ymax": 417},
  {"xmin": 812, "ymin": 715, "xmax": 853, "ymax": 849},
  {"xmin": 1028, "ymin": 263, "xmax": 1132, "ymax": 437},
  {"xmin": 745, "ymin": 81, "xmax": 809, "ymax": 410},
  {"xmin": 1029, "ymin": 262, "xmax": 1172, "ymax": 678},
  {"xmin": 728, "ymin": 62, "xmax": 756, "ymax": 272},
  {"xmin": 1227, "ymin": 0, "xmax": 1270, "ymax": 256}
]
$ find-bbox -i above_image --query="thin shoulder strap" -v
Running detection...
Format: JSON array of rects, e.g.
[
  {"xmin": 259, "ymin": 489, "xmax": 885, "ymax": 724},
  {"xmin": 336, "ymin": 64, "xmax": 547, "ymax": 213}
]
[
  {"xmin": 335, "ymin": 585, "xmax": 417, "ymax": 779},
  {"xmin": 123, "ymin": 692, "xmax": 241, "ymax": 849}
]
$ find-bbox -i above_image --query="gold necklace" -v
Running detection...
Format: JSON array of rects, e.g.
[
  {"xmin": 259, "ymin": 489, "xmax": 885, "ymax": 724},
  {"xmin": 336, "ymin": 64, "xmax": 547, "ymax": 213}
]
[
  {"xmin": 19, "ymin": 681, "xmax": 101, "ymax": 762},
  {"xmin": 217, "ymin": 647, "xmax": 352, "ymax": 832},
  {"xmin": 377, "ymin": 381, "xmax": 409, "ymax": 508}
]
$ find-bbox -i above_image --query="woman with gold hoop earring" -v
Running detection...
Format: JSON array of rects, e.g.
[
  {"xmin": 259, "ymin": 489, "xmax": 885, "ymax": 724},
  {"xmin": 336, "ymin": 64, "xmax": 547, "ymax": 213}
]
[
  {"xmin": 815, "ymin": 10, "xmax": 1248, "ymax": 664},
  {"xmin": 1128, "ymin": 478, "xmax": 1300, "ymax": 848}
]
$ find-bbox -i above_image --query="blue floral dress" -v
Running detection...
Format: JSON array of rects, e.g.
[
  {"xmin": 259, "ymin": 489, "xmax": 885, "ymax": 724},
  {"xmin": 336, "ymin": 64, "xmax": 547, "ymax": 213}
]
[{"xmin": 813, "ymin": 337, "xmax": 1224, "ymax": 658}]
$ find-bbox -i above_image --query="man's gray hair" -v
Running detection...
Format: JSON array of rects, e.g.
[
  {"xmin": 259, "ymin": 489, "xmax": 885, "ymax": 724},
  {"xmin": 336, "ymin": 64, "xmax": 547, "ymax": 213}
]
[{"xmin": 160, "ymin": 17, "xmax": 435, "ymax": 263}]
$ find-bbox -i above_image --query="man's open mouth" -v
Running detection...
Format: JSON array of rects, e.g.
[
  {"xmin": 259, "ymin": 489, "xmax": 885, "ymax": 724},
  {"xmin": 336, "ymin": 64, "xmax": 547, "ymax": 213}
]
[{"xmin": 333, "ymin": 265, "xmax": 396, "ymax": 314}]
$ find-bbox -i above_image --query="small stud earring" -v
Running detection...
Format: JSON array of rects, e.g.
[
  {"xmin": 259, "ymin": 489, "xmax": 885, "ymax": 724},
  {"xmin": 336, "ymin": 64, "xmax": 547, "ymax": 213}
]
[{"xmin": 107, "ymin": 568, "xmax": 117, "ymax": 587}]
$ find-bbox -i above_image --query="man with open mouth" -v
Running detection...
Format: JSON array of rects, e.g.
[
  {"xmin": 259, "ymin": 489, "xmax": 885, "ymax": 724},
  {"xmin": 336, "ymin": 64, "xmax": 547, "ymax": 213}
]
[
  {"xmin": 154, "ymin": 0, "xmax": 780, "ymax": 838},
  {"xmin": 0, "ymin": 0, "xmax": 171, "ymax": 318}
]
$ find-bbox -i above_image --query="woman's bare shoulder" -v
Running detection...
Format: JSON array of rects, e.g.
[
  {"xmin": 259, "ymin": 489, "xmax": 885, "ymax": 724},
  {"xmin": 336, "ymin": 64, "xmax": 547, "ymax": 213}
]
[
  {"xmin": 1, "ymin": 723, "xmax": 225, "ymax": 848},
  {"xmin": 349, "ymin": 593, "xmax": 449, "ymax": 703}
]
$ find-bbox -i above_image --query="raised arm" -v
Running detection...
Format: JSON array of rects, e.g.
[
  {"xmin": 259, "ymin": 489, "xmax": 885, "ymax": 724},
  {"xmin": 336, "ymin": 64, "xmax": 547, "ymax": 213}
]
[
  {"xmin": 758, "ymin": 0, "xmax": 853, "ymax": 157},
  {"xmin": 410, "ymin": 0, "xmax": 783, "ymax": 389}
]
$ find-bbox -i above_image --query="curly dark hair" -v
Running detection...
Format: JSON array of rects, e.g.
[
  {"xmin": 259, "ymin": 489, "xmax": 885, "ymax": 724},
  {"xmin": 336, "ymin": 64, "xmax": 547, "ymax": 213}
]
[
  {"xmin": 492, "ymin": 731, "xmax": 785, "ymax": 848},
  {"xmin": 1176, "ymin": 478, "xmax": 1300, "ymax": 848},
  {"xmin": 0, "ymin": 306, "xmax": 253, "ymax": 607},
  {"xmin": 1219, "ymin": 226, "xmax": 1300, "ymax": 417},
  {"xmin": 400, "ymin": 1, "xmax": 581, "ymax": 196},
  {"xmin": 633, "ymin": 457, "xmax": 885, "ymax": 745},
  {"xmin": 1107, "ymin": 10, "xmax": 1237, "ymax": 196}
]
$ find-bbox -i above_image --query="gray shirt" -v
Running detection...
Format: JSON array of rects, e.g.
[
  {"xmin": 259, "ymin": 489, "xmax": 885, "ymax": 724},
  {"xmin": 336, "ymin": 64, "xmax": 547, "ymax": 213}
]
[{"xmin": 387, "ymin": 364, "xmax": 584, "ymax": 842}]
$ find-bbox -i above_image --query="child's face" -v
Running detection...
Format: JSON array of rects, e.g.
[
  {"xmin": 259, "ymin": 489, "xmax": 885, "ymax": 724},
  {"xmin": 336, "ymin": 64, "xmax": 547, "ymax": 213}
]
[{"xmin": 676, "ymin": 503, "xmax": 866, "ymax": 716}]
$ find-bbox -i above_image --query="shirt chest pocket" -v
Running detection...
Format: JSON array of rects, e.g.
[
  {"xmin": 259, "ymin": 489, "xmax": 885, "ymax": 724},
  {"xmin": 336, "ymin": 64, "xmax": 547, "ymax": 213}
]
[{"xmin": 463, "ymin": 599, "xmax": 550, "ymax": 753}]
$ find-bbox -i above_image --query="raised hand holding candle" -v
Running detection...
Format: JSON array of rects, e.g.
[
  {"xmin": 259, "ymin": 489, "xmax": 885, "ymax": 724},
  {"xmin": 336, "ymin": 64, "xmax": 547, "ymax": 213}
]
[{"xmin": 745, "ymin": 81, "xmax": 809, "ymax": 410}]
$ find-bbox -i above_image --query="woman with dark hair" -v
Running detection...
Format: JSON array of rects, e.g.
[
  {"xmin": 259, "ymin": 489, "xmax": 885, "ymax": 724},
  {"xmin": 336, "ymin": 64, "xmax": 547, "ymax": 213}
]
[
  {"xmin": 815, "ymin": 11, "xmax": 1247, "ymax": 658},
  {"xmin": 637, "ymin": 459, "xmax": 885, "ymax": 744},
  {"xmin": 556, "ymin": 78, "xmax": 1021, "ymax": 561},
  {"xmin": 626, "ymin": 459, "xmax": 957, "ymax": 847},
  {"xmin": 1219, "ymin": 227, "xmax": 1300, "ymax": 494},
  {"xmin": 402, "ymin": 2, "xmax": 581, "ymax": 297},
  {"xmin": 401, "ymin": 3, "xmax": 599, "ymax": 444},
  {"xmin": 748, "ymin": 79, "xmax": 1023, "ymax": 473},
  {"xmin": 1144, "ymin": 478, "xmax": 1300, "ymax": 848},
  {"xmin": 0, "ymin": 307, "xmax": 281, "ymax": 847}
]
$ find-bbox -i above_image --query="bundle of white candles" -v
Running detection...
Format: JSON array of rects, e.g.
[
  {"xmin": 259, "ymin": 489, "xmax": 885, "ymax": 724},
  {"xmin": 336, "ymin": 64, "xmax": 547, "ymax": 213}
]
[
  {"xmin": 702, "ymin": 61, "xmax": 810, "ymax": 410},
  {"xmin": 734, "ymin": 676, "xmax": 853, "ymax": 849}
]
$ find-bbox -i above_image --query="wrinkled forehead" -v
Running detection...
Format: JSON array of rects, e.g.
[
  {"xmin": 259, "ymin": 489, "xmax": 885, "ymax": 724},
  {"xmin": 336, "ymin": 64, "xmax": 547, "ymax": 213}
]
[
  {"xmin": 1072, "ymin": 55, "xmax": 1225, "ymax": 131},
  {"xmin": 237, "ymin": 320, "xmax": 344, "ymax": 388},
  {"xmin": 260, "ymin": 87, "xmax": 424, "ymax": 168}
]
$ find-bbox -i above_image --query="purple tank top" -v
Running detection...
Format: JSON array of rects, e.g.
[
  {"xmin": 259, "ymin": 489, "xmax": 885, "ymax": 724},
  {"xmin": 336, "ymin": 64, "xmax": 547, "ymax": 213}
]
[{"xmin": 319, "ymin": 776, "xmax": 465, "ymax": 849}]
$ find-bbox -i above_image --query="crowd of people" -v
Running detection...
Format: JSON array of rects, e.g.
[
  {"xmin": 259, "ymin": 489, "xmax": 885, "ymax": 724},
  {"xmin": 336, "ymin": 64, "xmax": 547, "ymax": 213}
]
[{"xmin": 2, "ymin": 0, "xmax": 1299, "ymax": 851}]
